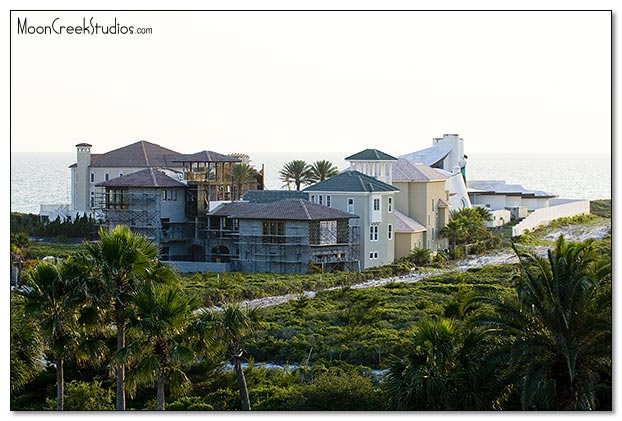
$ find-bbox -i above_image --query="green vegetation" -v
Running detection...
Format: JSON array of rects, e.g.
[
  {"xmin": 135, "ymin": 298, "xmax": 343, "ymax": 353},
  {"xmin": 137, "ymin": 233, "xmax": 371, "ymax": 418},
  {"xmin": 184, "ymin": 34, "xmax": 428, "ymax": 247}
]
[
  {"xmin": 230, "ymin": 163, "xmax": 258, "ymax": 201},
  {"xmin": 590, "ymin": 199, "xmax": 611, "ymax": 218},
  {"xmin": 279, "ymin": 159, "xmax": 339, "ymax": 190},
  {"xmin": 11, "ymin": 212, "xmax": 97, "ymax": 240},
  {"xmin": 439, "ymin": 207, "xmax": 503, "ymax": 259},
  {"xmin": 11, "ymin": 221, "xmax": 611, "ymax": 411}
]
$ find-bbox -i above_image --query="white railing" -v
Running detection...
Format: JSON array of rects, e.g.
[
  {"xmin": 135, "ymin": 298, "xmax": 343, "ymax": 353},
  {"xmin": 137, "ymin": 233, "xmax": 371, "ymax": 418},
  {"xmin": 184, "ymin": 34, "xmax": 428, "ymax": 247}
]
[{"xmin": 512, "ymin": 200, "xmax": 590, "ymax": 236}]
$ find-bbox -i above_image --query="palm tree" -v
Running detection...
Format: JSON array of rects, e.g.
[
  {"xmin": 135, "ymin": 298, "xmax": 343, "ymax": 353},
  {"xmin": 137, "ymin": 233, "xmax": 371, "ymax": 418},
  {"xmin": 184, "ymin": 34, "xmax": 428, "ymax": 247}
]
[
  {"xmin": 198, "ymin": 304, "xmax": 264, "ymax": 410},
  {"xmin": 10, "ymin": 293, "xmax": 43, "ymax": 392},
  {"xmin": 308, "ymin": 160, "xmax": 339, "ymax": 183},
  {"xmin": 409, "ymin": 247, "xmax": 432, "ymax": 266},
  {"xmin": 439, "ymin": 208, "xmax": 489, "ymax": 257},
  {"xmin": 84, "ymin": 226, "xmax": 159, "ymax": 410},
  {"xmin": 439, "ymin": 218, "xmax": 466, "ymax": 257},
  {"xmin": 17, "ymin": 262, "xmax": 82, "ymax": 410},
  {"xmin": 230, "ymin": 163, "xmax": 258, "ymax": 200},
  {"xmin": 468, "ymin": 236, "xmax": 611, "ymax": 409},
  {"xmin": 10, "ymin": 232, "xmax": 30, "ymax": 286},
  {"xmin": 383, "ymin": 318, "xmax": 506, "ymax": 410},
  {"xmin": 118, "ymin": 283, "xmax": 200, "ymax": 410},
  {"xmin": 279, "ymin": 160, "xmax": 312, "ymax": 191}
]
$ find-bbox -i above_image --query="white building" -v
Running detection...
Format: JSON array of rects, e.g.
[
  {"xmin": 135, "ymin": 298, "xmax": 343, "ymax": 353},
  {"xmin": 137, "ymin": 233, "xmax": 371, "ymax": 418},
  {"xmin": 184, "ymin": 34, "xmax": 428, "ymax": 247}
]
[{"xmin": 400, "ymin": 134, "xmax": 471, "ymax": 211}]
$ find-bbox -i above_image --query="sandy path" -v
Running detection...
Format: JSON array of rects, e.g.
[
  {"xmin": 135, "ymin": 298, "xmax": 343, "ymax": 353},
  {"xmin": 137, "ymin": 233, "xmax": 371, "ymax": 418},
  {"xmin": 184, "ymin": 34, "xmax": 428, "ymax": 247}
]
[{"xmin": 228, "ymin": 220, "xmax": 611, "ymax": 310}]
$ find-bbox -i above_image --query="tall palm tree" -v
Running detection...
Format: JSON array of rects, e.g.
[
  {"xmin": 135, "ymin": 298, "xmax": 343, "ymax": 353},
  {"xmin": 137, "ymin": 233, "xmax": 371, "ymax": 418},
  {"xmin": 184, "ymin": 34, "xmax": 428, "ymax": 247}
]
[
  {"xmin": 17, "ymin": 262, "xmax": 82, "ymax": 410},
  {"xmin": 198, "ymin": 304, "xmax": 264, "ymax": 410},
  {"xmin": 230, "ymin": 163, "xmax": 258, "ymax": 200},
  {"xmin": 84, "ymin": 226, "xmax": 159, "ymax": 410},
  {"xmin": 279, "ymin": 160, "xmax": 312, "ymax": 191},
  {"xmin": 468, "ymin": 236, "xmax": 611, "ymax": 410},
  {"xmin": 308, "ymin": 160, "xmax": 339, "ymax": 184},
  {"xmin": 118, "ymin": 283, "xmax": 199, "ymax": 410}
]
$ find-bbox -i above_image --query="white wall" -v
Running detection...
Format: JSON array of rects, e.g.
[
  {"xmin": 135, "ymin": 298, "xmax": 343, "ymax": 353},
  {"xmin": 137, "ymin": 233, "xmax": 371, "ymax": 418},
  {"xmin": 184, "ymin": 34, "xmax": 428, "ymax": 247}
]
[
  {"xmin": 486, "ymin": 209, "xmax": 511, "ymax": 228},
  {"xmin": 512, "ymin": 200, "xmax": 590, "ymax": 236}
]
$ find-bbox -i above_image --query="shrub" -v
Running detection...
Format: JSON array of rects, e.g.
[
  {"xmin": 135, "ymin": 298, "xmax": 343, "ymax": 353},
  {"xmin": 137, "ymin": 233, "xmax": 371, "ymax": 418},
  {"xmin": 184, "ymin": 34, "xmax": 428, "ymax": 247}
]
[{"xmin": 45, "ymin": 380, "xmax": 114, "ymax": 410}]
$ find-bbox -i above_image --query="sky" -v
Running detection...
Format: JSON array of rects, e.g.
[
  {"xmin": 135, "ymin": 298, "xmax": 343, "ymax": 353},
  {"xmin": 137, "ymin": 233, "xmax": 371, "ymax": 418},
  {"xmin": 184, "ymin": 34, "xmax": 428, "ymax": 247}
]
[{"xmin": 8, "ymin": 8, "xmax": 612, "ymax": 156}]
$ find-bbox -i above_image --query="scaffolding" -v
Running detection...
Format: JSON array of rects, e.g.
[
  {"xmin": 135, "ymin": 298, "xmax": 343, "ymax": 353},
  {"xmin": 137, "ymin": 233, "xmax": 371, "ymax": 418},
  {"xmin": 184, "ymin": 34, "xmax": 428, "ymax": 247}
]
[
  {"xmin": 93, "ymin": 190, "xmax": 192, "ymax": 252},
  {"xmin": 203, "ymin": 220, "xmax": 360, "ymax": 274}
]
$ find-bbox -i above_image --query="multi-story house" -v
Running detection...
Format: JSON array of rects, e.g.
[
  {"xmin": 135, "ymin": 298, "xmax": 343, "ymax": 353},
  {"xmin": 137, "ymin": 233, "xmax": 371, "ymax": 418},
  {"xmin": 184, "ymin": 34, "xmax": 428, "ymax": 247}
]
[
  {"xmin": 206, "ymin": 199, "xmax": 360, "ymax": 274},
  {"xmin": 304, "ymin": 169, "xmax": 398, "ymax": 269},
  {"xmin": 391, "ymin": 158, "xmax": 450, "ymax": 253},
  {"xmin": 96, "ymin": 168, "xmax": 190, "ymax": 260},
  {"xmin": 71, "ymin": 141, "xmax": 183, "ymax": 217},
  {"xmin": 56, "ymin": 140, "xmax": 263, "ymax": 221}
]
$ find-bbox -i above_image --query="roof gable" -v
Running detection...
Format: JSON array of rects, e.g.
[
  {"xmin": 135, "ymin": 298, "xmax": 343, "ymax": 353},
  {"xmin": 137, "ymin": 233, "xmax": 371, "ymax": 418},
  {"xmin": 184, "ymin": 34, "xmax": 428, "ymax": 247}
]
[
  {"xmin": 346, "ymin": 149, "xmax": 398, "ymax": 161},
  {"xmin": 211, "ymin": 199, "xmax": 358, "ymax": 221},
  {"xmin": 96, "ymin": 168, "xmax": 186, "ymax": 188},
  {"xmin": 87, "ymin": 141, "xmax": 182, "ymax": 168},
  {"xmin": 304, "ymin": 170, "xmax": 399, "ymax": 193}
]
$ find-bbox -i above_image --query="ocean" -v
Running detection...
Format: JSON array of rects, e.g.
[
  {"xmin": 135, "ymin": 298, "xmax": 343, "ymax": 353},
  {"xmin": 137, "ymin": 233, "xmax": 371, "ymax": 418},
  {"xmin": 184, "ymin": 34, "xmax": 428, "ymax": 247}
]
[{"xmin": 10, "ymin": 151, "xmax": 611, "ymax": 215}]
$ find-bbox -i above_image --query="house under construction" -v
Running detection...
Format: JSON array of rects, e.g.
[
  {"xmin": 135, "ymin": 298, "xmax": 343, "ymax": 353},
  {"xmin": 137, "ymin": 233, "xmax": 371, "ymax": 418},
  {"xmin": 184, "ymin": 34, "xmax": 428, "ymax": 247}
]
[
  {"xmin": 207, "ymin": 199, "xmax": 361, "ymax": 274},
  {"xmin": 94, "ymin": 161, "xmax": 360, "ymax": 274}
]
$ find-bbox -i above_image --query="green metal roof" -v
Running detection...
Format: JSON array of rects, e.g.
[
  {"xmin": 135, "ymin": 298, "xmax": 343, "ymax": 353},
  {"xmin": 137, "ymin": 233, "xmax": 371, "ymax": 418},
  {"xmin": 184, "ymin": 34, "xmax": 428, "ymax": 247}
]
[
  {"xmin": 242, "ymin": 190, "xmax": 309, "ymax": 203},
  {"xmin": 304, "ymin": 170, "xmax": 399, "ymax": 193},
  {"xmin": 345, "ymin": 149, "xmax": 398, "ymax": 161}
]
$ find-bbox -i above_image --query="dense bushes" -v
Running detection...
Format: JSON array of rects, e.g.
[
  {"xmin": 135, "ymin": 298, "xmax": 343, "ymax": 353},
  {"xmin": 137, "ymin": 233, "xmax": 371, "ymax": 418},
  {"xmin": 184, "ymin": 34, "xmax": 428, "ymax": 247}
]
[{"xmin": 10, "ymin": 212, "xmax": 97, "ymax": 240}]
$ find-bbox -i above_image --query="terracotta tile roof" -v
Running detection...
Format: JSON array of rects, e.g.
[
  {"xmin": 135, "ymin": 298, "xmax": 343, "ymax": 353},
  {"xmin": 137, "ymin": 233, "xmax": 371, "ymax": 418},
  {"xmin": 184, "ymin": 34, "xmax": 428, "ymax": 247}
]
[
  {"xmin": 71, "ymin": 141, "xmax": 182, "ymax": 168},
  {"xmin": 95, "ymin": 168, "xmax": 186, "ymax": 188},
  {"xmin": 304, "ymin": 170, "xmax": 399, "ymax": 193},
  {"xmin": 211, "ymin": 199, "xmax": 358, "ymax": 221},
  {"xmin": 392, "ymin": 158, "xmax": 447, "ymax": 182},
  {"xmin": 393, "ymin": 210, "xmax": 426, "ymax": 233},
  {"xmin": 345, "ymin": 149, "xmax": 398, "ymax": 161},
  {"xmin": 171, "ymin": 150, "xmax": 242, "ymax": 163}
]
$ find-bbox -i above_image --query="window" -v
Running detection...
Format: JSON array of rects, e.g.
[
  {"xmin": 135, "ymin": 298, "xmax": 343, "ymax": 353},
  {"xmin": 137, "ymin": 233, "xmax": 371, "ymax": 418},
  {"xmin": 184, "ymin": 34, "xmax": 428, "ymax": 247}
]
[
  {"xmin": 369, "ymin": 252, "xmax": 379, "ymax": 260},
  {"xmin": 319, "ymin": 220, "xmax": 337, "ymax": 245},
  {"xmin": 319, "ymin": 195, "xmax": 323, "ymax": 206},
  {"xmin": 162, "ymin": 189, "xmax": 178, "ymax": 201},
  {"xmin": 369, "ymin": 224, "xmax": 379, "ymax": 241},
  {"xmin": 90, "ymin": 192, "xmax": 94, "ymax": 208},
  {"xmin": 373, "ymin": 198, "xmax": 381, "ymax": 211},
  {"xmin": 310, "ymin": 195, "xmax": 316, "ymax": 204},
  {"xmin": 105, "ymin": 173, "xmax": 110, "ymax": 181},
  {"xmin": 347, "ymin": 198, "xmax": 354, "ymax": 214},
  {"xmin": 262, "ymin": 221, "xmax": 285, "ymax": 243},
  {"xmin": 388, "ymin": 224, "xmax": 393, "ymax": 240},
  {"xmin": 326, "ymin": 195, "xmax": 331, "ymax": 208},
  {"xmin": 388, "ymin": 197, "xmax": 393, "ymax": 213},
  {"xmin": 90, "ymin": 173, "xmax": 94, "ymax": 183},
  {"xmin": 106, "ymin": 188, "xmax": 127, "ymax": 210}
]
